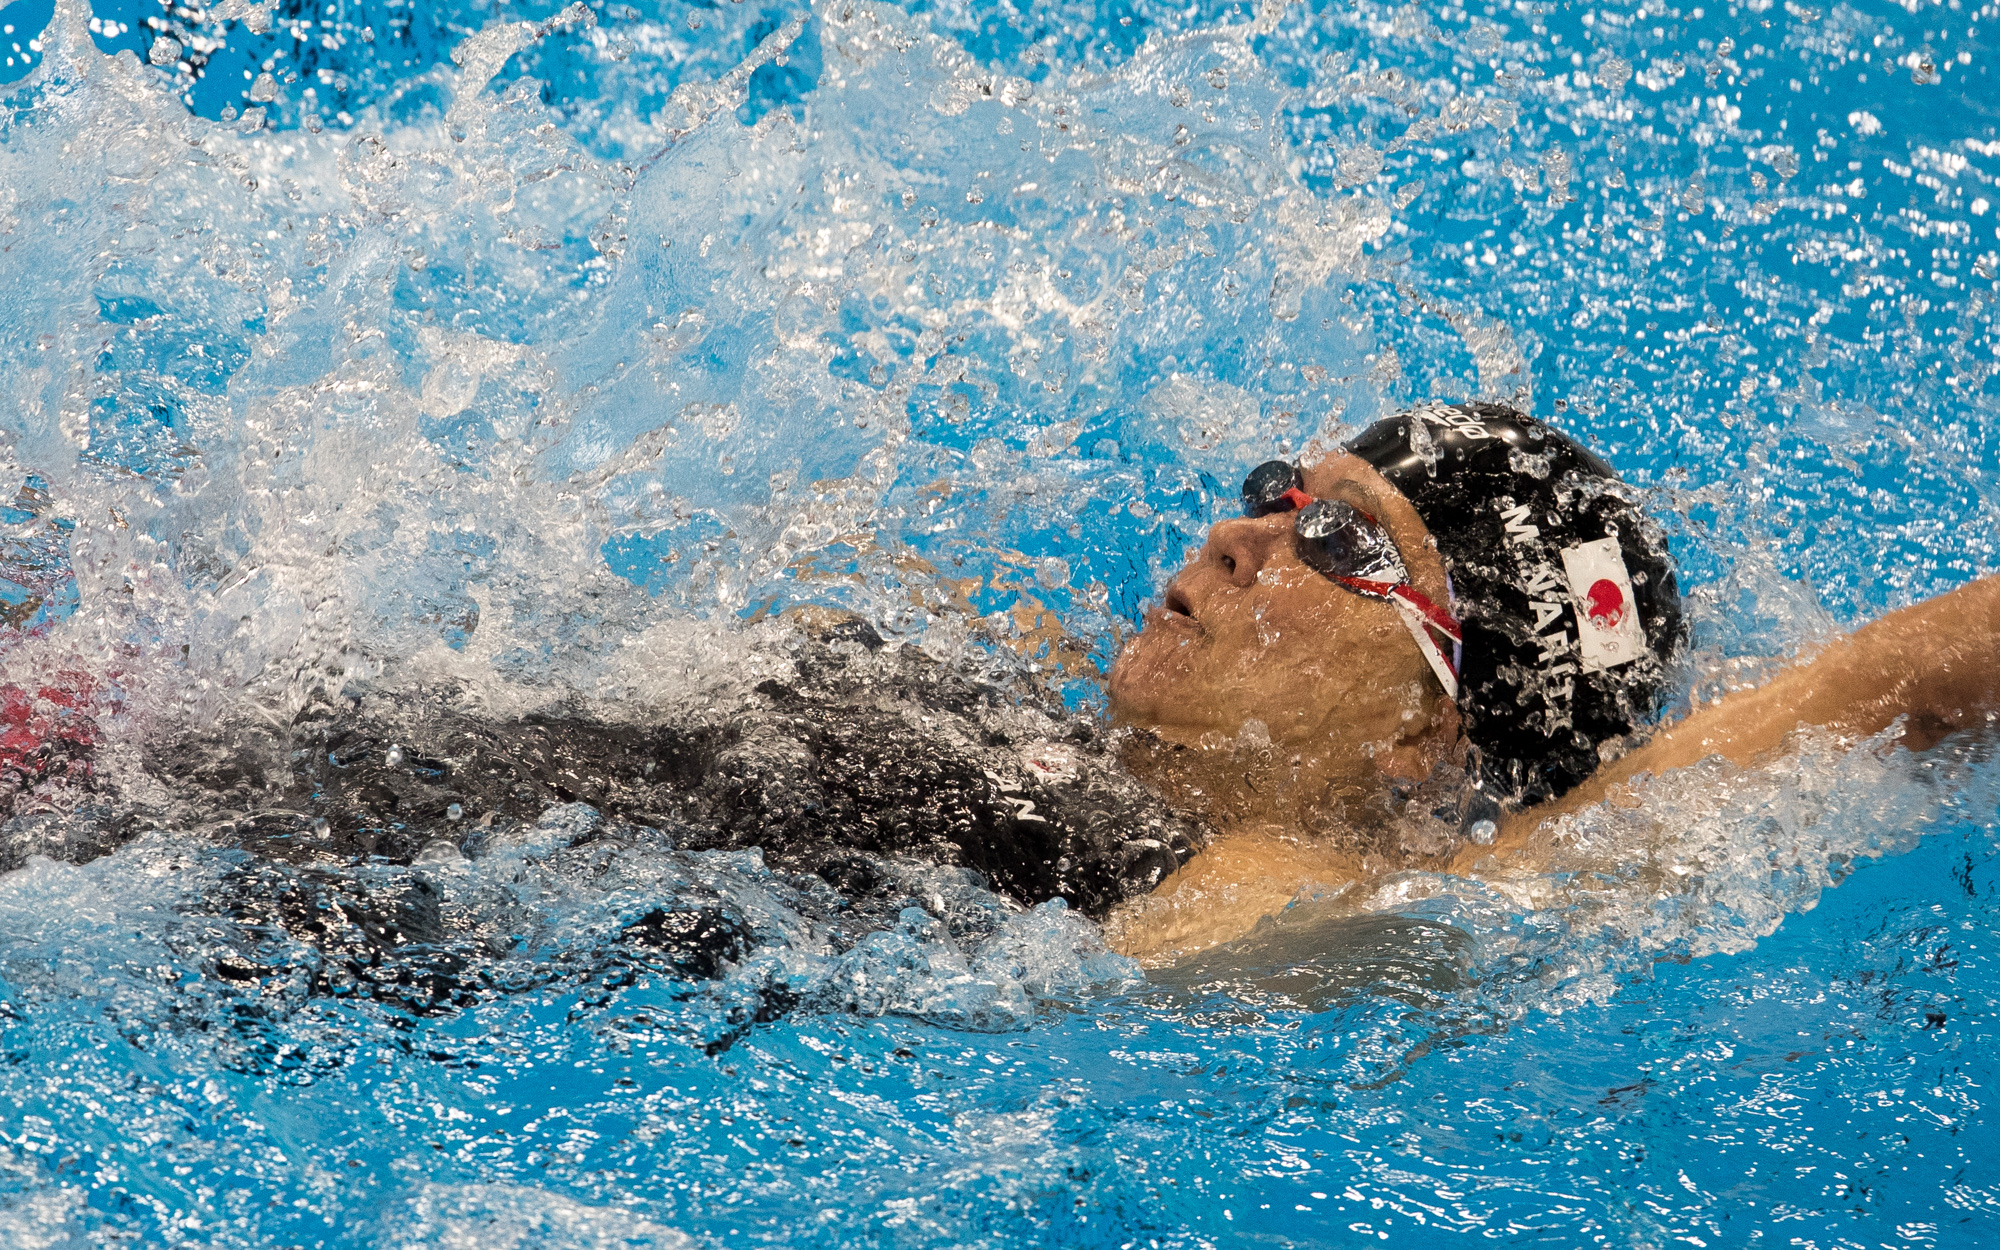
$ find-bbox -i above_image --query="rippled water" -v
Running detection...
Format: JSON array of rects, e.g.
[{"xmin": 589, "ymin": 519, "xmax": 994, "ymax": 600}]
[{"xmin": 0, "ymin": 0, "xmax": 1996, "ymax": 1243}]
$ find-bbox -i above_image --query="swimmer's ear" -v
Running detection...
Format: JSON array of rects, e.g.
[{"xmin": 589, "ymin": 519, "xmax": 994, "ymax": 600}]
[{"xmin": 1370, "ymin": 694, "xmax": 1464, "ymax": 790}]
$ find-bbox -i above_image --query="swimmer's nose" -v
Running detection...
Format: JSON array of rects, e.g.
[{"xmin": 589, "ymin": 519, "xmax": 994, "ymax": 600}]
[{"xmin": 1200, "ymin": 516, "xmax": 1290, "ymax": 588}]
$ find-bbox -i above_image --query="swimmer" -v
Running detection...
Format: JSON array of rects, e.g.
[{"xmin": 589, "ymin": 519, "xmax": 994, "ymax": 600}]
[
  {"xmin": 1106, "ymin": 402, "xmax": 2000, "ymax": 960},
  {"xmin": 38, "ymin": 401, "xmax": 1994, "ymax": 983}
]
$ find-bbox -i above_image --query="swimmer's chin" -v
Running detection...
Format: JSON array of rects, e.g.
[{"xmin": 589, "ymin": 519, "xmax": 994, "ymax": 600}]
[{"xmin": 1106, "ymin": 687, "xmax": 1225, "ymax": 748}]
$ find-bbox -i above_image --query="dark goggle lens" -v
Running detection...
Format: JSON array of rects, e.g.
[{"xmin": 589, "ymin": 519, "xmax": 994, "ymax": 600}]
[
  {"xmin": 1241, "ymin": 460, "xmax": 1302, "ymax": 517},
  {"xmin": 1294, "ymin": 500, "xmax": 1407, "ymax": 584}
]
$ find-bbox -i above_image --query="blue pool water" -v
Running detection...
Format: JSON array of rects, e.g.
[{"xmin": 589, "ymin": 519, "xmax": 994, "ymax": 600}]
[{"xmin": 1, "ymin": 0, "xmax": 1998, "ymax": 1244}]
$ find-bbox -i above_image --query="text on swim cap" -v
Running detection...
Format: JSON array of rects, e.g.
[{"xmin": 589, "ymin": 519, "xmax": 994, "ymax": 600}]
[
  {"xmin": 1500, "ymin": 501, "xmax": 1578, "ymax": 722},
  {"xmin": 1414, "ymin": 403, "xmax": 1497, "ymax": 441},
  {"xmin": 1499, "ymin": 502, "xmax": 1540, "ymax": 543}
]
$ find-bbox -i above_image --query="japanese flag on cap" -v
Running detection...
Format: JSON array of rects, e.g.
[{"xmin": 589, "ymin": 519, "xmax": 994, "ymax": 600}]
[{"xmin": 1561, "ymin": 537, "xmax": 1650, "ymax": 673}]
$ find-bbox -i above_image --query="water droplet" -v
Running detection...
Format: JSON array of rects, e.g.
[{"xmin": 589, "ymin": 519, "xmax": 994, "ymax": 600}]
[
  {"xmin": 1680, "ymin": 174, "xmax": 1707, "ymax": 214},
  {"xmin": 1541, "ymin": 150, "xmax": 1572, "ymax": 205},
  {"xmin": 385, "ymin": 744, "xmax": 404, "ymax": 767},
  {"xmin": 1470, "ymin": 819, "xmax": 1498, "ymax": 845},
  {"xmin": 1596, "ymin": 55, "xmax": 1632, "ymax": 92},
  {"xmin": 1337, "ymin": 145, "xmax": 1383, "ymax": 187},
  {"xmin": 148, "ymin": 37, "xmax": 181, "ymax": 67},
  {"xmin": 447, "ymin": 803, "xmax": 463, "ymax": 821}
]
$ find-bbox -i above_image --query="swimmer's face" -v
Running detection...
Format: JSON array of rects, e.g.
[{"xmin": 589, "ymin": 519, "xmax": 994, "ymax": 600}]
[{"xmin": 1109, "ymin": 448, "xmax": 1460, "ymax": 797}]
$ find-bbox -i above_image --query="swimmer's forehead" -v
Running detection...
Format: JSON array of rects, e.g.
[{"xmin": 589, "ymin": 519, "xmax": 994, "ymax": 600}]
[
  {"xmin": 1299, "ymin": 450, "xmax": 1427, "ymax": 534},
  {"xmin": 1298, "ymin": 449, "xmax": 1400, "ymax": 511}
]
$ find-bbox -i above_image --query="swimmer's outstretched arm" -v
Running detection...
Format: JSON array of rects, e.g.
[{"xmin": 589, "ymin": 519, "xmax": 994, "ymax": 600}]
[{"xmin": 1471, "ymin": 573, "xmax": 2000, "ymax": 863}]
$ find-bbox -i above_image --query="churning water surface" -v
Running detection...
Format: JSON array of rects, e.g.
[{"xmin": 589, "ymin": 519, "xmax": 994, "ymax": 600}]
[{"xmin": 0, "ymin": 0, "xmax": 1998, "ymax": 1244}]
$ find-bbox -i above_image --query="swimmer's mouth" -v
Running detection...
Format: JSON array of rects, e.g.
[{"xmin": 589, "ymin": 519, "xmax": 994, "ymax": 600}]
[{"xmin": 1161, "ymin": 587, "xmax": 1197, "ymax": 623}]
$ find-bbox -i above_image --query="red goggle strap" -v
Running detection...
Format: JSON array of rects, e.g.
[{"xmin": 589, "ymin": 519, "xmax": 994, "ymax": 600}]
[
  {"xmin": 1336, "ymin": 576, "xmax": 1462, "ymax": 697},
  {"xmin": 1335, "ymin": 578, "xmax": 1463, "ymax": 644}
]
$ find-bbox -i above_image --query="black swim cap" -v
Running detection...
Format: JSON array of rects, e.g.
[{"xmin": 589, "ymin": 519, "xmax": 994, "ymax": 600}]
[{"xmin": 1343, "ymin": 402, "xmax": 1685, "ymax": 805}]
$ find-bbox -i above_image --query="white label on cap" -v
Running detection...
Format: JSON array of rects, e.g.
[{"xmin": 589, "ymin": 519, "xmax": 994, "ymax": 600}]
[{"xmin": 1560, "ymin": 537, "xmax": 1649, "ymax": 673}]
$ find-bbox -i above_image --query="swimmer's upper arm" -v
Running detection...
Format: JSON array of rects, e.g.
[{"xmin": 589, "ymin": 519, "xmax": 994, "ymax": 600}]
[{"xmin": 1480, "ymin": 574, "xmax": 2000, "ymax": 856}]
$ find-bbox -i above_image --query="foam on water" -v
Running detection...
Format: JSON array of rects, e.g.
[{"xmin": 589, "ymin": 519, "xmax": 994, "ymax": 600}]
[{"xmin": 0, "ymin": 0, "xmax": 1997, "ymax": 1242}]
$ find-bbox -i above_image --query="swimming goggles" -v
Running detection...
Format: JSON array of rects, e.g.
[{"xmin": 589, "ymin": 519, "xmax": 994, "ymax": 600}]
[{"xmin": 1241, "ymin": 460, "xmax": 1463, "ymax": 699}]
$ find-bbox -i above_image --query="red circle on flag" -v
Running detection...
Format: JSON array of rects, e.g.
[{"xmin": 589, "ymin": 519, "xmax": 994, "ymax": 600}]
[{"xmin": 1586, "ymin": 578, "xmax": 1626, "ymax": 626}]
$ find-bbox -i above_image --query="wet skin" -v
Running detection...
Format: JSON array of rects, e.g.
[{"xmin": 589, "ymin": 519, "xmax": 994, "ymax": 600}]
[{"xmin": 1106, "ymin": 448, "xmax": 2000, "ymax": 963}]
